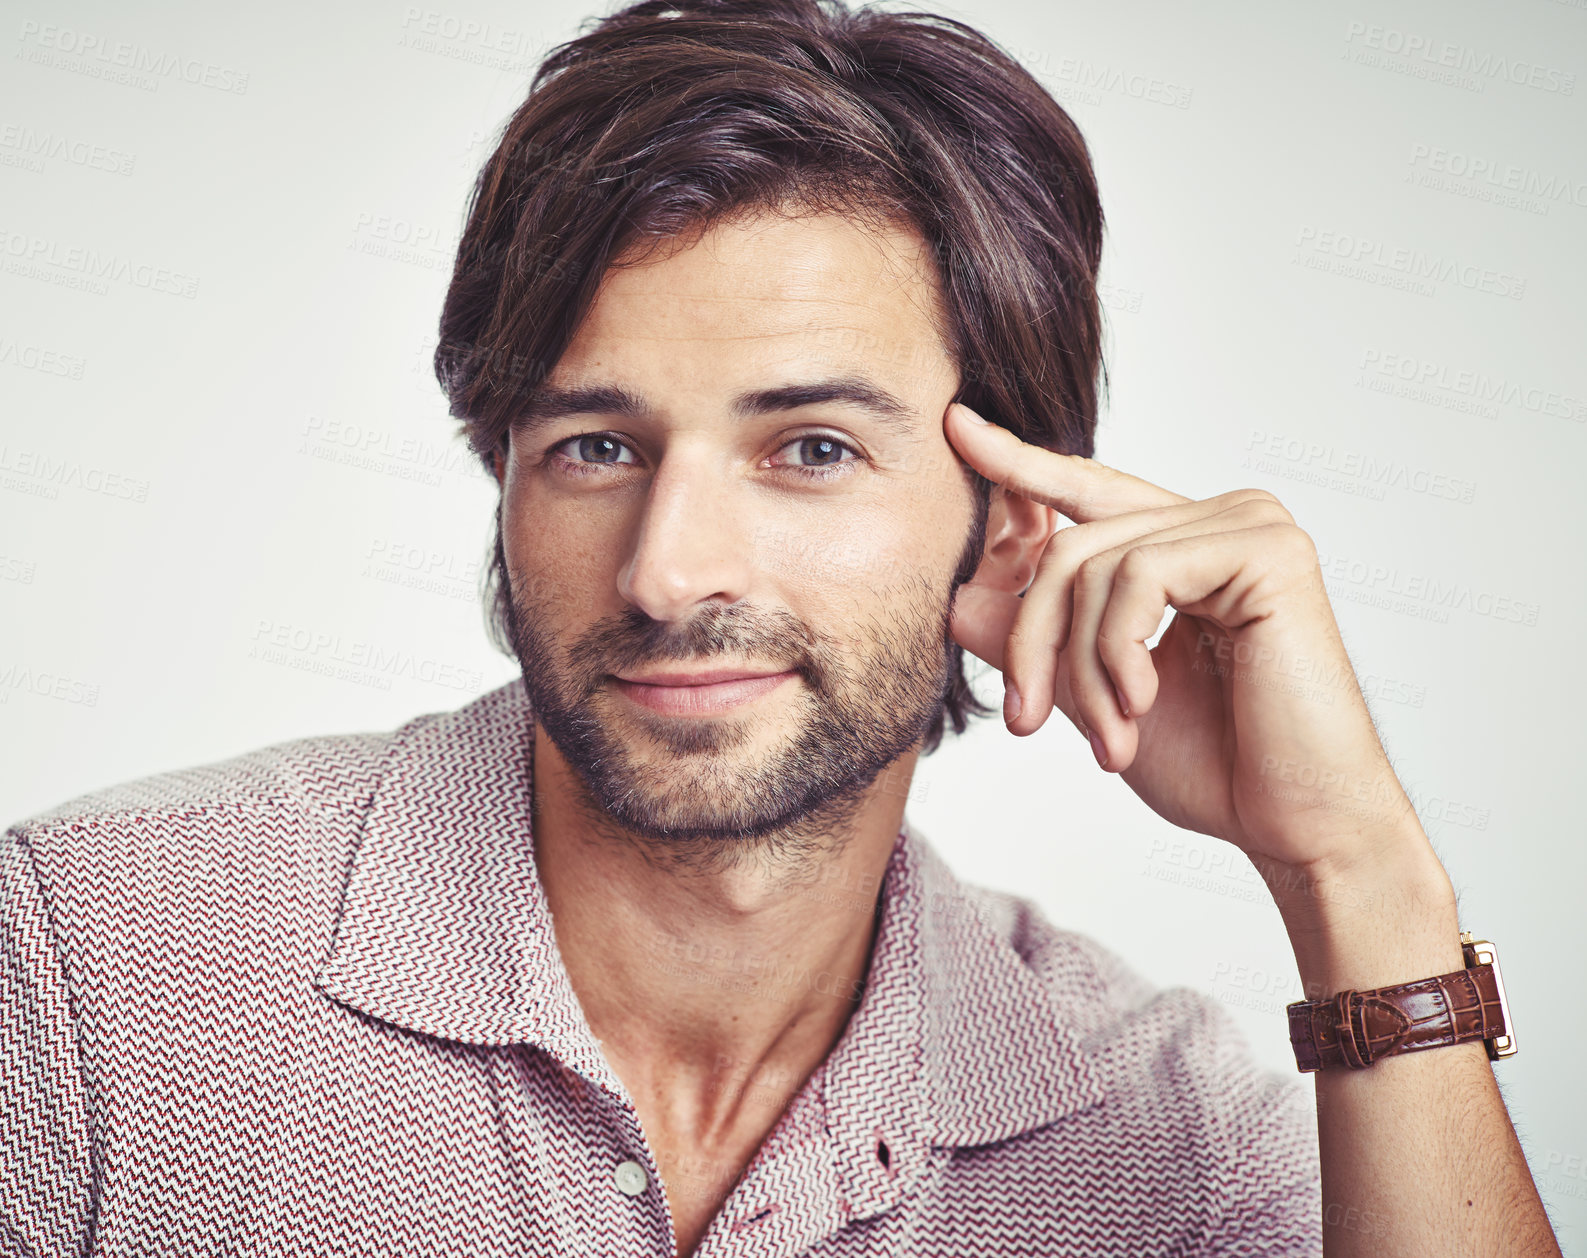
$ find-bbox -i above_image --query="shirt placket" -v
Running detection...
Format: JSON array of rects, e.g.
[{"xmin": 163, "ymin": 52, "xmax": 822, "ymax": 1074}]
[
  {"xmin": 490, "ymin": 1039, "xmax": 680, "ymax": 1258},
  {"xmin": 689, "ymin": 1066, "xmax": 848, "ymax": 1258},
  {"xmin": 687, "ymin": 862, "xmax": 934, "ymax": 1258}
]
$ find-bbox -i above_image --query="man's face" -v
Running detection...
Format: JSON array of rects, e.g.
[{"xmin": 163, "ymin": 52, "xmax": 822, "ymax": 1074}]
[{"xmin": 493, "ymin": 208, "xmax": 982, "ymax": 849}]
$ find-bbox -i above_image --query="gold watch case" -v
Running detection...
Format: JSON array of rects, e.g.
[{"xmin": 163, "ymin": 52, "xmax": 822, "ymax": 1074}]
[{"xmin": 1461, "ymin": 931, "xmax": 1518, "ymax": 1061}]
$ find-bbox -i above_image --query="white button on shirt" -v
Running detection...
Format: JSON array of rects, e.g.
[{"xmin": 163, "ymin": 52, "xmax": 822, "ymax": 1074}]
[{"xmin": 614, "ymin": 1159, "xmax": 649, "ymax": 1197}]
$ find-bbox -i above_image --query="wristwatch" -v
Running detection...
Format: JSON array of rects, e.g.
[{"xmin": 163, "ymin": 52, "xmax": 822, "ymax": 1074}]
[{"xmin": 1286, "ymin": 932, "xmax": 1516, "ymax": 1073}]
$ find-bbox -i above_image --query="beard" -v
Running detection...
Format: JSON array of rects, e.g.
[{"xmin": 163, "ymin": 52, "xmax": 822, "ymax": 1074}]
[{"xmin": 495, "ymin": 505, "xmax": 986, "ymax": 875}]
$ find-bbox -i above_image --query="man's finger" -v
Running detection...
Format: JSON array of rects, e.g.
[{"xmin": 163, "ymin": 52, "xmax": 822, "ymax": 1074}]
[
  {"xmin": 997, "ymin": 492, "xmax": 1268, "ymax": 738},
  {"xmin": 950, "ymin": 582, "xmax": 1086, "ymax": 736},
  {"xmin": 949, "ymin": 581, "xmax": 1018, "ymax": 674},
  {"xmin": 944, "ymin": 401, "xmax": 1190, "ymax": 522}
]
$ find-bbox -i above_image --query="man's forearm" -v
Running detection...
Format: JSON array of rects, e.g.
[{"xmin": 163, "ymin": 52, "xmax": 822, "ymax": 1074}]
[{"xmin": 1270, "ymin": 829, "xmax": 1562, "ymax": 1257}]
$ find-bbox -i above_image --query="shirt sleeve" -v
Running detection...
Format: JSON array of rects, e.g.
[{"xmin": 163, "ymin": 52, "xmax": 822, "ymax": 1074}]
[
  {"xmin": 1, "ymin": 826, "xmax": 94, "ymax": 1258},
  {"xmin": 1198, "ymin": 1048, "xmax": 1325, "ymax": 1256},
  {"xmin": 1054, "ymin": 921, "xmax": 1325, "ymax": 1255}
]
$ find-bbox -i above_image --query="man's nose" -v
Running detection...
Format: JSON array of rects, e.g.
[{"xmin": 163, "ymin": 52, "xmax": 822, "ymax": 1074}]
[{"xmin": 615, "ymin": 450, "xmax": 757, "ymax": 622}]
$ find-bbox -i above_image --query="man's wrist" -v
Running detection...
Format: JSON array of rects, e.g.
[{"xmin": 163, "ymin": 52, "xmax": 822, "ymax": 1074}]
[{"xmin": 1259, "ymin": 827, "xmax": 1464, "ymax": 997}]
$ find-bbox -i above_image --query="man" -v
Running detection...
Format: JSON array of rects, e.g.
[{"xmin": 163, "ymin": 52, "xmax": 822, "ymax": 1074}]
[{"xmin": 2, "ymin": 0, "xmax": 1562, "ymax": 1254}]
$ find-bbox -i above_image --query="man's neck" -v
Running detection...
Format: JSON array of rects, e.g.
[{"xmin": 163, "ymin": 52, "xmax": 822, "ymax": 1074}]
[{"xmin": 530, "ymin": 723, "xmax": 912, "ymax": 1149}]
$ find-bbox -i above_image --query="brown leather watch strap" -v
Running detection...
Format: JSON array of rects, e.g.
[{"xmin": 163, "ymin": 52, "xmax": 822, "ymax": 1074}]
[{"xmin": 1286, "ymin": 944, "xmax": 1511, "ymax": 1073}]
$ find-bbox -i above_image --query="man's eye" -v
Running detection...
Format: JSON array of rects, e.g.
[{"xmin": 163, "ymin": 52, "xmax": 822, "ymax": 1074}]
[
  {"xmin": 550, "ymin": 434, "xmax": 639, "ymax": 470},
  {"xmin": 546, "ymin": 432, "xmax": 860, "ymax": 480},
  {"xmin": 772, "ymin": 435, "xmax": 860, "ymax": 478}
]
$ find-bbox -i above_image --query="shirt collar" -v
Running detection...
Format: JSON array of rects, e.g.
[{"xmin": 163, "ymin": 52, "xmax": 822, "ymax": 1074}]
[
  {"xmin": 314, "ymin": 680, "xmax": 1105, "ymax": 1175},
  {"xmin": 819, "ymin": 813, "xmax": 1106, "ymax": 1219}
]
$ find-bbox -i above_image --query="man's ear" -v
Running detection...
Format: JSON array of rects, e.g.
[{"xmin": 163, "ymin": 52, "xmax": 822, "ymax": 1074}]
[{"xmin": 968, "ymin": 486, "xmax": 1059, "ymax": 595}]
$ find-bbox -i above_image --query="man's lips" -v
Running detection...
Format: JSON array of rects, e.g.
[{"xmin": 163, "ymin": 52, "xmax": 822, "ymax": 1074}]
[
  {"xmin": 615, "ymin": 667, "xmax": 788, "ymax": 686},
  {"xmin": 609, "ymin": 667, "xmax": 800, "ymax": 716}
]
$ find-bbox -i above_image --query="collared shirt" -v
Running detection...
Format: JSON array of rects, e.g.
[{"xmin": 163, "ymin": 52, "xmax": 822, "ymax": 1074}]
[{"xmin": 2, "ymin": 679, "xmax": 1322, "ymax": 1257}]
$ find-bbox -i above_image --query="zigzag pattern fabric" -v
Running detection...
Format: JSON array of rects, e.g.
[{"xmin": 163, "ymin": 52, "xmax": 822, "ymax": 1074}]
[{"xmin": 3, "ymin": 679, "xmax": 1322, "ymax": 1256}]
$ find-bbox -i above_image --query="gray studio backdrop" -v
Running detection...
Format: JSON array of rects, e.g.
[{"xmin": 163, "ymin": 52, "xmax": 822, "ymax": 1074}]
[{"xmin": 2, "ymin": 0, "xmax": 1583, "ymax": 1247}]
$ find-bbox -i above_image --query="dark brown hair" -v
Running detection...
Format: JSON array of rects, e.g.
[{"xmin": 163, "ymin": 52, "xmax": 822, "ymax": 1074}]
[{"xmin": 436, "ymin": 0, "xmax": 1106, "ymax": 754}]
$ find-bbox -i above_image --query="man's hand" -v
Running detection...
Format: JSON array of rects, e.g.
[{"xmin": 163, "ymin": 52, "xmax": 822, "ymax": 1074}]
[
  {"xmin": 943, "ymin": 401, "xmax": 1424, "ymax": 892},
  {"xmin": 942, "ymin": 403, "xmax": 1566, "ymax": 1258}
]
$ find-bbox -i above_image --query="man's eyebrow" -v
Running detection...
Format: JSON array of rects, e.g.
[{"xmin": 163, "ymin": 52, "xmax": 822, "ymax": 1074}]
[
  {"xmin": 511, "ymin": 383, "xmax": 648, "ymax": 430},
  {"xmin": 510, "ymin": 376, "xmax": 919, "ymax": 436},
  {"xmin": 731, "ymin": 378, "xmax": 916, "ymax": 429}
]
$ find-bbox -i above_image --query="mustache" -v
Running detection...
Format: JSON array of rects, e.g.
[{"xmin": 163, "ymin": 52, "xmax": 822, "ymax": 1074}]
[{"xmin": 561, "ymin": 601, "xmax": 823, "ymax": 691}]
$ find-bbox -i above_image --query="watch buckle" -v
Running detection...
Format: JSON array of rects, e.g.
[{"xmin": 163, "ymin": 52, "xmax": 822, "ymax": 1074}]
[{"xmin": 1461, "ymin": 931, "xmax": 1517, "ymax": 1060}]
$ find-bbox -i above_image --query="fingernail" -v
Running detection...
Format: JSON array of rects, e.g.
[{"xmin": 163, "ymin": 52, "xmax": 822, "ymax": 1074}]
[
  {"xmin": 1003, "ymin": 679, "xmax": 1022, "ymax": 723},
  {"xmin": 1088, "ymin": 727, "xmax": 1109, "ymax": 768},
  {"xmin": 958, "ymin": 404, "xmax": 988, "ymax": 425},
  {"xmin": 1114, "ymin": 685, "xmax": 1129, "ymax": 717}
]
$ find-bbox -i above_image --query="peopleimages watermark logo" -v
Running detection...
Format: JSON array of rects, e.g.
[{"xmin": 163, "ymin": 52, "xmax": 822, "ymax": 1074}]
[
  {"xmin": 0, "ymin": 662, "xmax": 100, "ymax": 707},
  {"xmin": 297, "ymin": 414, "xmax": 478, "ymax": 488},
  {"xmin": 1021, "ymin": 50, "xmax": 1194, "ymax": 110},
  {"xmin": 246, "ymin": 620, "xmax": 483, "ymax": 693},
  {"xmin": 1342, "ymin": 21, "xmax": 1576, "ymax": 96},
  {"xmin": 0, "ymin": 336, "xmax": 86, "ymax": 380},
  {"xmin": 0, "ymin": 444, "xmax": 149, "ymax": 503},
  {"xmin": 346, "ymin": 211, "xmax": 454, "ymax": 271},
  {"xmin": 1406, "ymin": 144, "xmax": 1587, "ymax": 217},
  {"xmin": 1355, "ymin": 349, "xmax": 1587, "ymax": 426},
  {"xmin": 0, "ymin": 124, "xmax": 135, "ymax": 176},
  {"xmin": 0, "ymin": 553, "xmax": 38, "ymax": 586},
  {"xmin": 397, "ymin": 7, "xmax": 552, "ymax": 74},
  {"xmin": 1316, "ymin": 550, "xmax": 1541, "ymax": 628},
  {"xmin": 13, "ymin": 21, "xmax": 250, "ymax": 94},
  {"xmin": 361, "ymin": 539, "xmax": 482, "ymax": 604},
  {"xmin": 1291, "ymin": 226, "xmax": 1525, "ymax": 301},
  {"xmin": 0, "ymin": 227, "xmax": 199, "ymax": 299},
  {"xmin": 1241, "ymin": 430, "xmax": 1478, "ymax": 506},
  {"xmin": 1098, "ymin": 280, "xmax": 1146, "ymax": 315}
]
